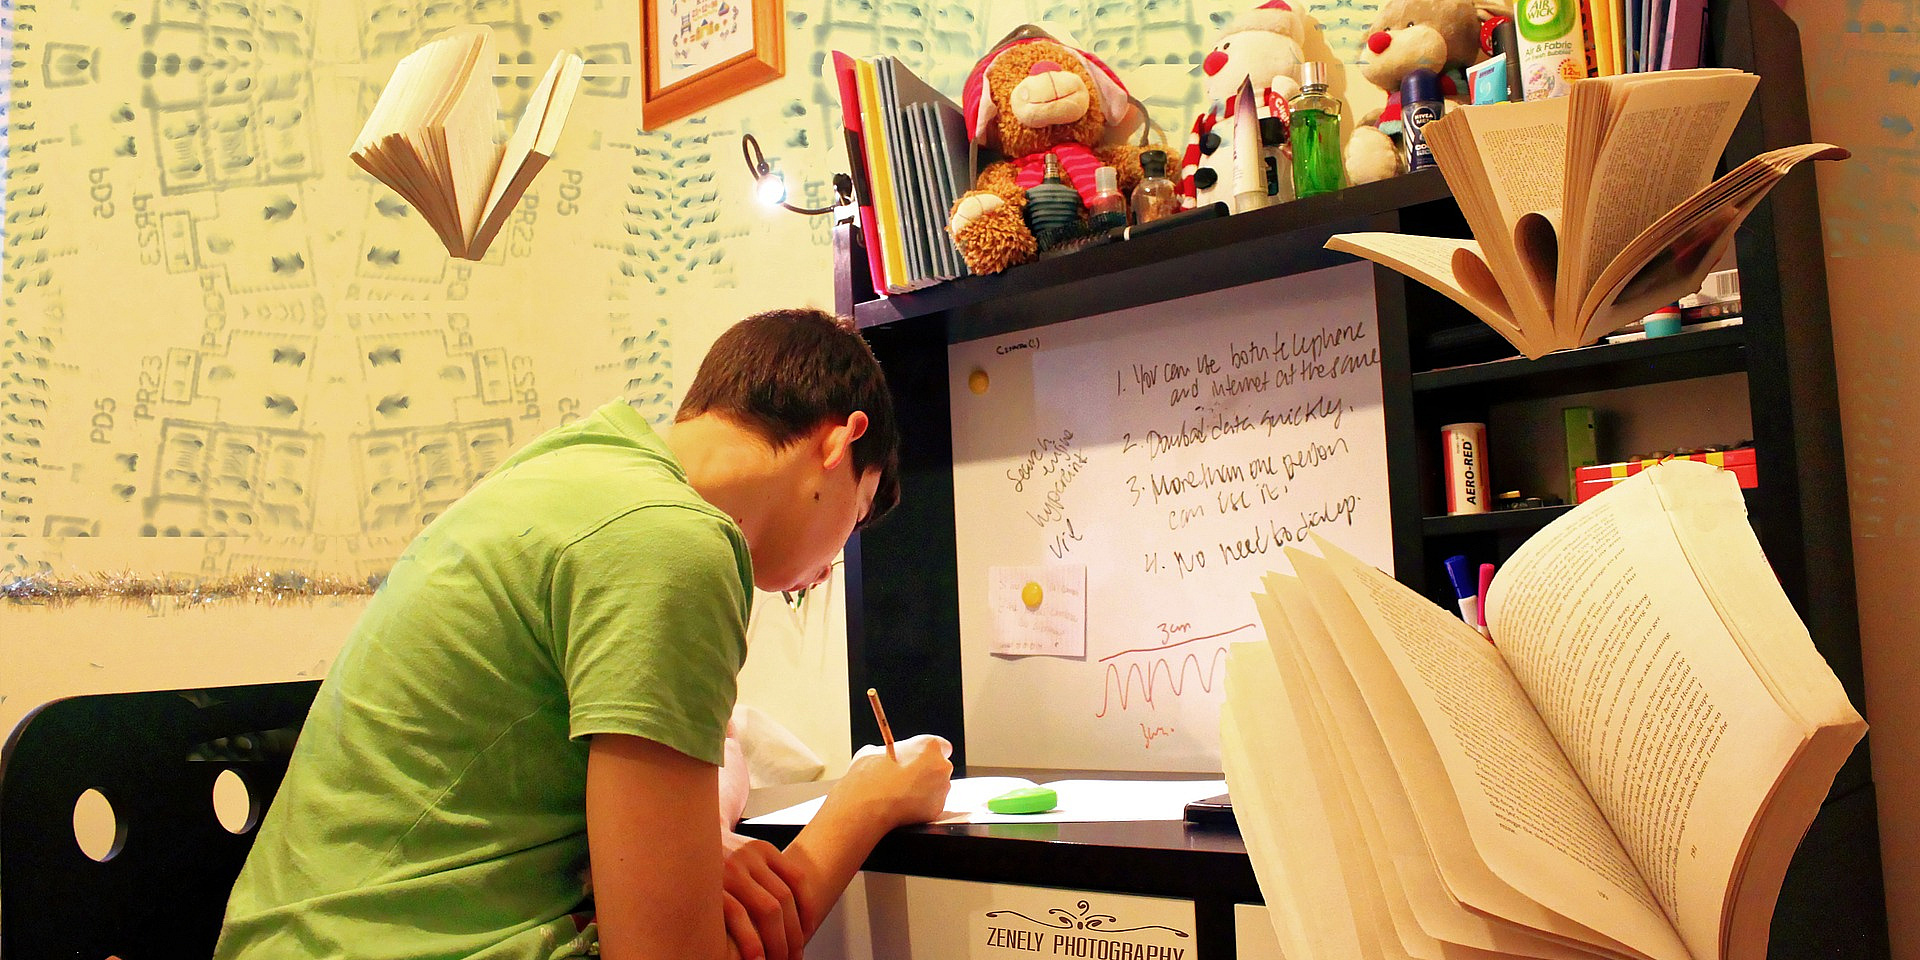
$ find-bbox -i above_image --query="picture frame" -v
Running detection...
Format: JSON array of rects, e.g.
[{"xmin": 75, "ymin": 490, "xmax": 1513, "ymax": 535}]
[{"xmin": 640, "ymin": 0, "xmax": 785, "ymax": 129}]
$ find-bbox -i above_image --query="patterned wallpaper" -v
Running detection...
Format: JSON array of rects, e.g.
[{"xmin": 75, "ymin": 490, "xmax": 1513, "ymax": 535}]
[{"xmin": 0, "ymin": 0, "xmax": 1387, "ymax": 584}]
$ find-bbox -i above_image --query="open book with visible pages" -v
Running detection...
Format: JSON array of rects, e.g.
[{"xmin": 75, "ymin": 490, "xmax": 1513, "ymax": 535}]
[
  {"xmin": 1222, "ymin": 459, "xmax": 1865, "ymax": 960},
  {"xmin": 1326, "ymin": 69, "xmax": 1847, "ymax": 358},
  {"xmin": 351, "ymin": 26, "xmax": 584, "ymax": 261}
]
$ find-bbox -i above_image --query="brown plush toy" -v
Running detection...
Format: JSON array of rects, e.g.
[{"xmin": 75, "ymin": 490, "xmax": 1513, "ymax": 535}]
[
  {"xmin": 1344, "ymin": 0, "xmax": 1507, "ymax": 185},
  {"xmin": 947, "ymin": 34, "xmax": 1143, "ymax": 275}
]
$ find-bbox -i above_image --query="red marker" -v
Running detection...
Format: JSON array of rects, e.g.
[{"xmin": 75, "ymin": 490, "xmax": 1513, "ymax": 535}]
[{"xmin": 1476, "ymin": 563, "xmax": 1496, "ymax": 641}]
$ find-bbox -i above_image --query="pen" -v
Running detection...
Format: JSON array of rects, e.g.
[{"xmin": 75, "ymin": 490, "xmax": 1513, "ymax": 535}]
[
  {"xmin": 1476, "ymin": 562, "xmax": 1496, "ymax": 641},
  {"xmin": 867, "ymin": 687, "xmax": 896, "ymax": 762},
  {"xmin": 1443, "ymin": 555, "xmax": 1482, "ymax": 633}
]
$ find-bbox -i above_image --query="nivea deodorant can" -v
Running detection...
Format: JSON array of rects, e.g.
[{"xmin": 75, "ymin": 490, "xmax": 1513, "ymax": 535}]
[{"xmin": 1401, "ymin": 69, "xmax": 1444, "ymax": 171}]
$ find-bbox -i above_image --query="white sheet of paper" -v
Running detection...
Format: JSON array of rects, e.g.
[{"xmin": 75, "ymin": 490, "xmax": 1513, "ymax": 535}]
[
  {"xmin": 988, "ymin": 565, "xmax": 1088, "ymax": 657},
  {"xmin": 743, "ymin": 777, "xmax": 1227, "ymax": 826}
]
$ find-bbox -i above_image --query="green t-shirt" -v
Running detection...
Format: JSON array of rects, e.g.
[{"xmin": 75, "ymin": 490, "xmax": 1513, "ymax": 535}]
[{"xmin": 215, "ymin": 401, "xmax": 752, "ymax": 960}]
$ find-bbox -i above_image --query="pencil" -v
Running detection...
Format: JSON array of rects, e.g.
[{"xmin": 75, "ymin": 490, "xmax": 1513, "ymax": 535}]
[{"xmin": 866, "ymin": 687, "xmax": 896, "ymax": 761}]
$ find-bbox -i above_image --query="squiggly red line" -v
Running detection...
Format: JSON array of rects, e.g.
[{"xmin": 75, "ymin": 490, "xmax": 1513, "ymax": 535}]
[{"xmin": 1095, "ymin": 646, "xmax": 1230, "ymax": 718}]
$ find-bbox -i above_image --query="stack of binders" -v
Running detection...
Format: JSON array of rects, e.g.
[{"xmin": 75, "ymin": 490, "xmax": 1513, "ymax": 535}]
[
  {"xmin": 830, "ymin": 52, "xmax": 973, "ymax": 295},
  {"xmin": 1585, "ymin": 0, "xmax": 1708, "ymax": 75}
]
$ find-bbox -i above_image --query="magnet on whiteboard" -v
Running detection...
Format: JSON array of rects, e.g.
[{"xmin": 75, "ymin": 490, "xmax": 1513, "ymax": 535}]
[
  {"xmin": 968, "ymin": 369, "xmax": 990, "ymax": 394},
  {"xmin": 1021, "ymin": 581, "xmax": 1043, "ymax": 609}
]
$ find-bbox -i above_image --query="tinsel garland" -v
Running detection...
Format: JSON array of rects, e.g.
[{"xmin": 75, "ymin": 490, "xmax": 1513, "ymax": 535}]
[{"xmin": 2, "ymin": 571, "xmax": 386, "ymax": 606}]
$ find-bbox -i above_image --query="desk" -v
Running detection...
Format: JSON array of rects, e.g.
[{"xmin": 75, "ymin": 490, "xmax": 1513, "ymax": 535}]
[{"xmin": 738, "ymin": 777, "xmax": 1278, "ymax": 960}]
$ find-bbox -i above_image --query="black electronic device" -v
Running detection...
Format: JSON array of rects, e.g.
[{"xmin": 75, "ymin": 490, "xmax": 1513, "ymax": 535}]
[{"xmin": 1182, "ymin": 792, "xmax": 1237, "ymax": 829}]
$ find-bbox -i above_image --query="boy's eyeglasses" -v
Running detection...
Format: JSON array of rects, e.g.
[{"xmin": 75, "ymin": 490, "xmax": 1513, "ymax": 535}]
[{"xmin": 780, "ymin": 558, "xmax": 845, "ymax": 609}]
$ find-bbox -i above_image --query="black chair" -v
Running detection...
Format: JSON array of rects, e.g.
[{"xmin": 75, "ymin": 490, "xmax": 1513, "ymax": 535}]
[{"xmin": 1, "ymin": 680, "xmax": 321, "ymax": 959}]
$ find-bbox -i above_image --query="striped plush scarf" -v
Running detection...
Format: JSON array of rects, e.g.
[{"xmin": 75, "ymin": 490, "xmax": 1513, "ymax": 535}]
[{"xmin": 1013, "ymin": 142, "xmax": 1105, "ymax": 205}]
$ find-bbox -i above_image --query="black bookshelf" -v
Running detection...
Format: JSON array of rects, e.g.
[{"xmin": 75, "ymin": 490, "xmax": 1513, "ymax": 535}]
[
  {"xmin": 831, "ymin": 0, "xmax": 1885, "ymax": 954},
  {"xmin": 1410, "ymin": 323, "xmax": 1748, "ymax": 399}
]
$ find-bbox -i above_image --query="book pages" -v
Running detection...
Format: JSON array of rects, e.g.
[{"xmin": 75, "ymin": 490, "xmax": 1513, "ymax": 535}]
[
  {"xmin": 470, "ymin": 52, "xmax": 585, "ymax": 259},
  {"xmin": 1336, "ymin": 70, "xmax": 1846, "ymax": 357},
  {"xmin": 1295, "ymin": 542, "xmax": 1686, "ymax": 960},
  {"xmin": 1261, "ymin": 584, "xmax": 1435, "ymax": 960},
  {"xmin": 1487, "ymin": 461, "xmax": 1865, "ymax": 960},
  {"xmin": 437, "ymin": 30, "xmax": 505, "ymax": 255},
  {"xmin": 1578, "ymin": 144, "xmax": 1850, "ymax": 340},
  {"xmin": 1558, "ymin": 71, "xmax": 1757, "ymax": 325},
  {"xmin": 349, "ymin": 27, "xmax": 582, "ymax": 260},
  {"xmin": 1645, "ymin": 462, "xmax": 1866, "ymax": 960},
  {"xmin": 1261, "ymin": 575, "xmax": 1607, "ymax": 960},
  {"xmin": 1422, "ymin": 98, "xmax": 1570, "ymax": 339},
  {"xmin": 1252, "ymin": 590, "xmax": 1431, "ymax": 960},
  {"xmin": 1223, "ymin": 638, "xmax": 1379, "ymax": 960},
  {"xmin": 1324, "ymin": 234, "xmax": 1535, "ymax": 357},
  {"xmin": 412, "ymin": 29, "xmax": 490, "ymax": 246}
]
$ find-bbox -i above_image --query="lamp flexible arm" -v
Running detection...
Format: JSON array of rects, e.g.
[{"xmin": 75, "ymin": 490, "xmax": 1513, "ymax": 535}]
[{"xmin": 741, "ymin": 133, "xmax": 852, "ymax": 217}]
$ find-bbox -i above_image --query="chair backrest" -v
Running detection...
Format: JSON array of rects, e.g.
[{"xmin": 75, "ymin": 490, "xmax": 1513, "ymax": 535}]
[{"xmin": 0, "ymin": 680, "xmax": 321, "ymax": 960}]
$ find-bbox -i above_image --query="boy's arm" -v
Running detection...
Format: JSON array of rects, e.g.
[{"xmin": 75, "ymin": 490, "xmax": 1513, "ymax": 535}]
[
  {"xmin": 587, "ymin": 732, "xmax": 755, "ymax": 960},
  {"xmin": 781, "ymin": 734, "xmax": 954, "ymax": 935},
  {"xmin": 718, "ymin": 725, "xmax": 808, "ymax": 958}
]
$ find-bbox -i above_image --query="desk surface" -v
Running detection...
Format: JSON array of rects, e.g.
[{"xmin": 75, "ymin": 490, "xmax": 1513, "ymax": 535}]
[{"xmin": 737, "ymin": 773, "xmax": 1262, "ymax": 905}]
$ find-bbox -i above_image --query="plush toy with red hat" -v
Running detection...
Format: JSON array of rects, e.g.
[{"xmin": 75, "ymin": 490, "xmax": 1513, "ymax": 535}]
[
  {"xmin": 947, "ymin": 29, "xmax": 1143, "ymax": 275},
  {"xmin": 1344, "ymin": 0, "xmax": 1508, "ymax": 185},
  {"xmin": 1180, "ymin": 0, "xmax": 1309, "ymax": 212}
]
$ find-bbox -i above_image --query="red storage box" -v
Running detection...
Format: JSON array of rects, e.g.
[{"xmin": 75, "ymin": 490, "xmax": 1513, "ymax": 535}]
[{"xmin": 1574, "ymin": 448, "xmax": 1757, "ymax": 504}]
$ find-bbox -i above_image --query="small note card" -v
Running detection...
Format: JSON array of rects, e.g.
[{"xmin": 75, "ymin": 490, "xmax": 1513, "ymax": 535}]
[{"xmin": 988, "ymin": 565, "xmax": 1087, "ymax": 658}]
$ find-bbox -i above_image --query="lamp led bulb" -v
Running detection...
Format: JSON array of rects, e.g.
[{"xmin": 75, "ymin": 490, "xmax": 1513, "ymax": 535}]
[
  {"xmin": 756, "ymin": 171, "xmax": 788, "ymax": 208},
  {"xmin": 739, "ymin": 133, "xmax": 852, "ymax": 219}
]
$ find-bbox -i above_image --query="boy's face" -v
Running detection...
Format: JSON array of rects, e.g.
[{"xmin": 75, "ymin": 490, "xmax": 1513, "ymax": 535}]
[{"xmin": 753, "ymin": 419, "xmax": 881, "ymax": 594}]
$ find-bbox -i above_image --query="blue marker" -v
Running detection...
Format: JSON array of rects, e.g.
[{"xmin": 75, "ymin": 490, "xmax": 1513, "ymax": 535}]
[{"xmin": 1444, "ymin": 555, "xmax": 1482, "ymax": 632}]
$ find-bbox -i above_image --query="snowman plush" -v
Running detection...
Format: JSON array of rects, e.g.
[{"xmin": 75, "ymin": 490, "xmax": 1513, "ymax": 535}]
[{"xmin": 1179, "ymin": 0, "xmax": 1308, "ymax": 213}]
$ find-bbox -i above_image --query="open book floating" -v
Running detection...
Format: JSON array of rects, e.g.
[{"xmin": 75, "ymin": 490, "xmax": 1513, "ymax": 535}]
[
  {"xmin": 1327, "ymin": 69, "xmax": 1847, "ymax": 359},
  {"xmin": 1223, "ymin": 460, "xmax": 1864, "ymax": 960},
  {"xmin": 351, "ymin": 26, "xmax": 584, "ymax": 261}
]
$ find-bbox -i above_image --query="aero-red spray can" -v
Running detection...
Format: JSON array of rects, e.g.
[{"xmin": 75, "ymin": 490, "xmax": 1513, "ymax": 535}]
[{"xmin": 1443, "ymin": 422, "xmax": 1489, "ymax": 515}]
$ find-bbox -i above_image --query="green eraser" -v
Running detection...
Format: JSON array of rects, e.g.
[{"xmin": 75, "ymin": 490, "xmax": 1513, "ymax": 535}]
[{"xmin": 986, "ymin": 786, "xmax": 1058, "ymax": 815}]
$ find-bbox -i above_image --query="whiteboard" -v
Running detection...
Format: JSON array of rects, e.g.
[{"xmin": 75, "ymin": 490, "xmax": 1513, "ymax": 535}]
[{"xmin": 949, "ymin": 262, "xmax": 1392, "ymax": 772}]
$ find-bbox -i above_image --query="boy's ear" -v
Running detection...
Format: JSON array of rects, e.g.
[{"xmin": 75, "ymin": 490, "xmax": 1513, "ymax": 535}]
[{"xmin": 820, "ymin": 411, "xmax": 870, "ymax": 471}]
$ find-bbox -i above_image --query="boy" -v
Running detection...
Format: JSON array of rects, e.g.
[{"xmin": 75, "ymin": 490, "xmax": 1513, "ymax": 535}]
[{"xmin": 216, "ymin": 308, "xmax": 954, "ymax": 960}]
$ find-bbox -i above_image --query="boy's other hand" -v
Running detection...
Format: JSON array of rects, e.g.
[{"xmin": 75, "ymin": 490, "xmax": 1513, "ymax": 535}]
[
  {"xmin": 720, "ymin": 831, "xmax": 805, "ymax": 960},
  {"xmin": 839, "ymin": 733, "xmax": 953, "ymax": 827}
]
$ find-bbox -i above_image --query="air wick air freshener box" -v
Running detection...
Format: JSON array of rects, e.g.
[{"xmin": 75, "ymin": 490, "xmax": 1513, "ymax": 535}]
[{"xmin": 1515, "ymin": 0, "xmax": 1589, "ymax": 100}]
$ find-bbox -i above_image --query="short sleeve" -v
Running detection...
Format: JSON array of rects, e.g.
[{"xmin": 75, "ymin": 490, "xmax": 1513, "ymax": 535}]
[{"xmin": 547, "ymin": 505, "xmax": 751, "ymax": 765}]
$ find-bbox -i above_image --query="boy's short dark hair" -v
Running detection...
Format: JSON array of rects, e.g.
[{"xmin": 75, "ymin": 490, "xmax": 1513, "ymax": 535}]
[{"xmin": 677, "ymin": 308, "xmax": 901, "ymax": 525}]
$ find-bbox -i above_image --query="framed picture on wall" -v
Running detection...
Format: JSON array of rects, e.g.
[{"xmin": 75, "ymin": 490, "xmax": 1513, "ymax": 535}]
[{"xmin": 640, "ymin": 0, "xmax": 785, "ymax": 129}]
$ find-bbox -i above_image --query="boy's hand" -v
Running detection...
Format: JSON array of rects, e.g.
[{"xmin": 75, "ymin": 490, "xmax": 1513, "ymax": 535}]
[
  {"xmin": 719, "ymin": 831, "xmax": 805, "ymax": 960},
  {"xmin": 837, "ymin": 733, "xmax": 954, "ymax": 827},
  {"xmin": 777, "ymin": 734, "xmax": 954, "ymax": 937}
]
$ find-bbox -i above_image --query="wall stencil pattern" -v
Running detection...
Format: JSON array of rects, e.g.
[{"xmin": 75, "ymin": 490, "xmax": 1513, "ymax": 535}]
[
  {"xmin": 0, "ymin": 0, "xmax": 683, "ymax": 580},
  {"xmin": 1, "ymin": 0, "xmax": 1394, "ymax": 587}
]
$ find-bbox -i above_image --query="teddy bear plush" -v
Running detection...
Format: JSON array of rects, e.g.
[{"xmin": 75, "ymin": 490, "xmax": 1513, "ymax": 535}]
[
  {"xmin": 1344, "ymin": 0, "xmax": 1507, "ymax": 185},
  {"xmin": 1181, "ymin": 0, "xmax": 1308, "ymax": 213},
  {"xmin": 947, "ymin": 33, "xmax": 1143, "ymax": 275}
]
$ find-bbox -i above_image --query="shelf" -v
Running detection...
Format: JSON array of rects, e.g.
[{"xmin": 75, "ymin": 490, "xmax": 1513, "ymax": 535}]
[
  {"xmin": 852, "ymin": 169, "xmax": 1457, "ymax": 343},
  {"xmin": 1421, "ymin": 486, "xmax": 1764, "ymax": 540},
  {"xmin": 1411, "ymin": 323, "xmax": 1748, "ymax": 402},
  {"xmin": 1422, "ymin": 505, "xmax": 1574, "ymax": 537}
]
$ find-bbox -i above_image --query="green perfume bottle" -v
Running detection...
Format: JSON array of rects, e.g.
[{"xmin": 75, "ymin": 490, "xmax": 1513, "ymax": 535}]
[{"xmin": 1289, "ymin": 62, "xmax": 1346, "ymax": 198}]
